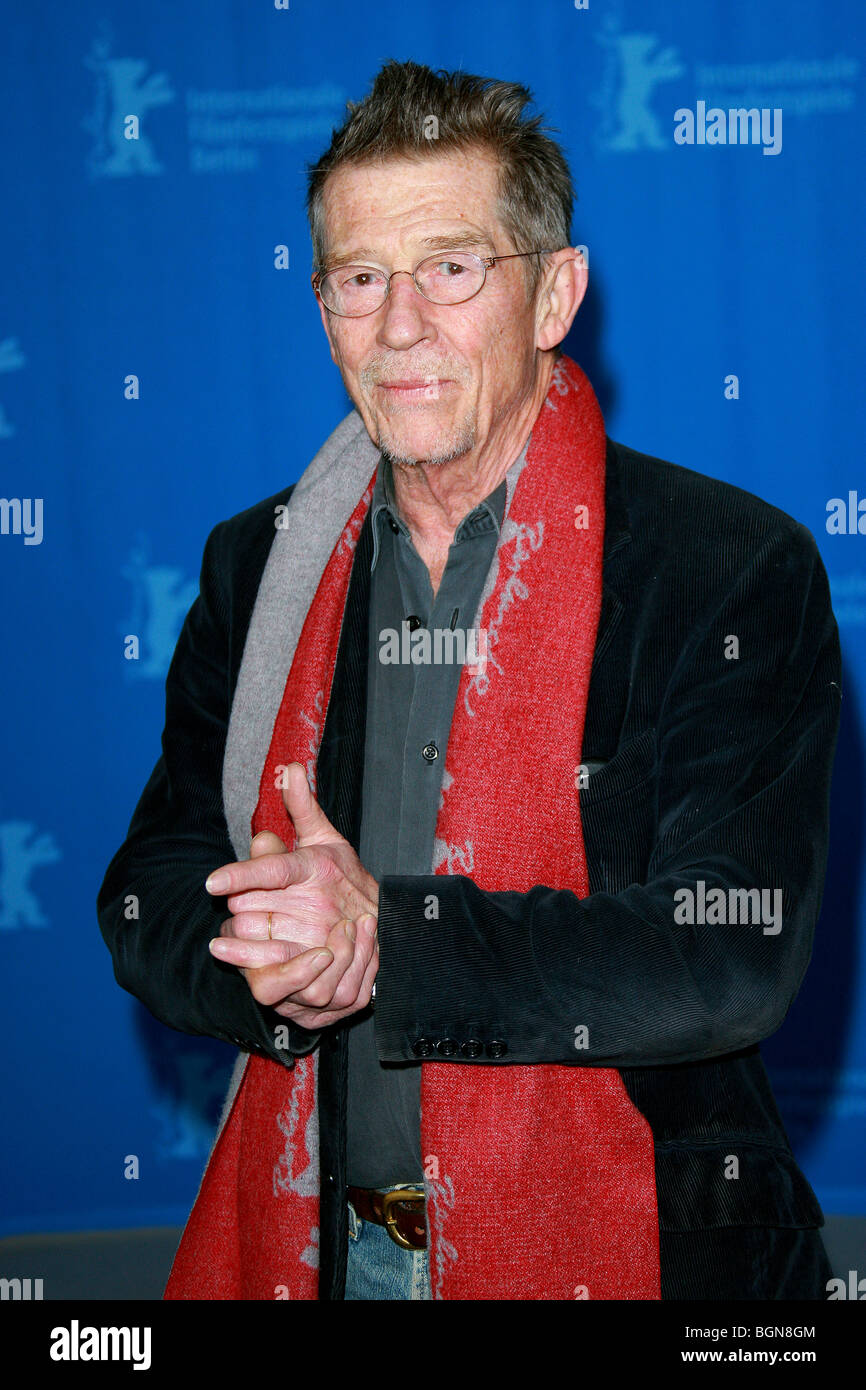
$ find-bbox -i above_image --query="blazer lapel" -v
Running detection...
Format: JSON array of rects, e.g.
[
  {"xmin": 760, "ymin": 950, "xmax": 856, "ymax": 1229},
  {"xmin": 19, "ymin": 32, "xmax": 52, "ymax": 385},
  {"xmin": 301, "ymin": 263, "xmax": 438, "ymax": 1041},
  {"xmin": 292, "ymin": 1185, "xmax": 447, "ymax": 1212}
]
[{"xmin": 590, "ymin": 439, "xmax": 631, "ymax": 677}]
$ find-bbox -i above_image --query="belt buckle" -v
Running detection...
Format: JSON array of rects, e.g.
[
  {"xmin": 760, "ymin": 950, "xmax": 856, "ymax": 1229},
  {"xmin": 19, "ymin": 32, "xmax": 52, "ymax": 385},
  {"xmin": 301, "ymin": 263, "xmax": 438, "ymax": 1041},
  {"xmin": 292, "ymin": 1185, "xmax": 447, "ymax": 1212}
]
[{"xmin": 381, "ymin": 1186, "xmax": 426, "ymax": 1251}]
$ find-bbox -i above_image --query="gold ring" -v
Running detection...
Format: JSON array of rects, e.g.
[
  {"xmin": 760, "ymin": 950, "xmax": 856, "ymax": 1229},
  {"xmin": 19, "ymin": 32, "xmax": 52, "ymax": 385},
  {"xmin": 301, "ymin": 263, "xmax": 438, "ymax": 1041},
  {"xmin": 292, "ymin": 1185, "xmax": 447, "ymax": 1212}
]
[{"xmin": 267, "ymin": 912, "xmax": 273, "ymax": 940}]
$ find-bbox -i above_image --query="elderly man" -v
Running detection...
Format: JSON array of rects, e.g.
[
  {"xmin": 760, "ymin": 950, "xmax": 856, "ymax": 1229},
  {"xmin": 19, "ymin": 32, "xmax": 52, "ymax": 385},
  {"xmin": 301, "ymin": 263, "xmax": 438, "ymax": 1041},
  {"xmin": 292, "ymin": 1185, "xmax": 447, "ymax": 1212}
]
[{"xmin": 98, "ymin": 60, "xmax": 841, "ymax": 1301}]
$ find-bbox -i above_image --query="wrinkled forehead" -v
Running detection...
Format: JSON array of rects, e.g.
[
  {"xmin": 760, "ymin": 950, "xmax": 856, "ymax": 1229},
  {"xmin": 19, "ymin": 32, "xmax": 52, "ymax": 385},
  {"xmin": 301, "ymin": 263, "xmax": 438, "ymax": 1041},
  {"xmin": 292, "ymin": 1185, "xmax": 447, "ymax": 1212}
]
[{"xmin": 319, "ymin": 149, "xmax": 507, "ymax": 262}]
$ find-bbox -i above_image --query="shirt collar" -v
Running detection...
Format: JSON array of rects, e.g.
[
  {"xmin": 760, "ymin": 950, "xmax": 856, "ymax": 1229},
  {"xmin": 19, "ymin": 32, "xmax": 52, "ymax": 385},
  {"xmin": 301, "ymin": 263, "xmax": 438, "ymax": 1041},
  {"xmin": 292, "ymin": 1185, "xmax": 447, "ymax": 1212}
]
[{"xmin": 370, "ymin": 451, "xmax": 512, "ymax": 572}]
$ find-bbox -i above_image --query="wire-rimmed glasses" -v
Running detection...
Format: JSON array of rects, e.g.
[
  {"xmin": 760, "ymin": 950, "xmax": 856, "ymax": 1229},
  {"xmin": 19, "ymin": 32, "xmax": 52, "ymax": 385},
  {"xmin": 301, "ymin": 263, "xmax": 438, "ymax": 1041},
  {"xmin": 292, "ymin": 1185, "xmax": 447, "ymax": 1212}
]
[{"xmin": 312, "ymin": 248, "xmax": 554, "ymax": 317}]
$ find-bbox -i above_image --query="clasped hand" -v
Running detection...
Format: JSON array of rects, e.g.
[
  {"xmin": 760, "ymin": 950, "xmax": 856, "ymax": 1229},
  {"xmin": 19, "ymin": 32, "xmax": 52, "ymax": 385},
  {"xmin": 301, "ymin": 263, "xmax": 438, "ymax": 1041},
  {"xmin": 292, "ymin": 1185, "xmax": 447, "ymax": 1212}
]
[{"xmin": 206, "ymin": 762, "xmax": 379, "ymax": 1029}]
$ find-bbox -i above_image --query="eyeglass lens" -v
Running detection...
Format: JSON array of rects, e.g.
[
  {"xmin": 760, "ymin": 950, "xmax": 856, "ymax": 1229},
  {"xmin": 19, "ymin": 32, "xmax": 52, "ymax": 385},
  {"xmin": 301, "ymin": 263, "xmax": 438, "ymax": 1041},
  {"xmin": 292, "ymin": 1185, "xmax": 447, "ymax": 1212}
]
[{"xmin": 319, "ymin": 251, "xmax": 485, "ymax": 314}]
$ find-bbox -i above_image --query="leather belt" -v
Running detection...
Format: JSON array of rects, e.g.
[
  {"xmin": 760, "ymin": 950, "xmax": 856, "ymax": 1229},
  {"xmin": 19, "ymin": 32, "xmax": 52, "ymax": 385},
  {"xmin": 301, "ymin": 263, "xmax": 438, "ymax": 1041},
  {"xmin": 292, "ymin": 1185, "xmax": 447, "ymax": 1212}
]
[{"xmin": 347, "ymin": 1184, "xmax": 427, "ymax": 1250}]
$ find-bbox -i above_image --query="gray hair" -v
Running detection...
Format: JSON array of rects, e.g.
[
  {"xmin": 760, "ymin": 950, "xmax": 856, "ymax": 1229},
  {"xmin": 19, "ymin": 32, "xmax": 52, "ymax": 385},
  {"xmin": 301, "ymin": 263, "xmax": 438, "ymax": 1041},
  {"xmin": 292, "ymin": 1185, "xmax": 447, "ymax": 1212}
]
[{"xmin": 306, "ymin": 59, "xmax": 574, "ymax": 298}]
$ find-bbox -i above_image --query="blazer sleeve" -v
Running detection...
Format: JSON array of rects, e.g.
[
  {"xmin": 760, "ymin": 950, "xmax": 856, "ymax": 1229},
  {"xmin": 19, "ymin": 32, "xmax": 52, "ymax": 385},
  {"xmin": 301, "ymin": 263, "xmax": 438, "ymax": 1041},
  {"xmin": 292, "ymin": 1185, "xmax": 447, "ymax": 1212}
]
[
  {"xmin": 96, "ymin": 517, "xmax": 319, "ymax": 1065},
  {"xmin": 372, "ymin": 519, "xmax": 842, "ymax": 1066}
]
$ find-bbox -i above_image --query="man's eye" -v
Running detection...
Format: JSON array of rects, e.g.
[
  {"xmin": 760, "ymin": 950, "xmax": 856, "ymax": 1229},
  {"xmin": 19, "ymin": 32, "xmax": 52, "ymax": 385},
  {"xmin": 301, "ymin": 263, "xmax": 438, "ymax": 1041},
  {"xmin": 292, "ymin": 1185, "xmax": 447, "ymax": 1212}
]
[
  {"xmin": 343, "ymin": 271, "xmax": 376, "ymax": 288},
  {"xmin": 436, "ymin": 261, "xmax": 467, "ymax": 276}
]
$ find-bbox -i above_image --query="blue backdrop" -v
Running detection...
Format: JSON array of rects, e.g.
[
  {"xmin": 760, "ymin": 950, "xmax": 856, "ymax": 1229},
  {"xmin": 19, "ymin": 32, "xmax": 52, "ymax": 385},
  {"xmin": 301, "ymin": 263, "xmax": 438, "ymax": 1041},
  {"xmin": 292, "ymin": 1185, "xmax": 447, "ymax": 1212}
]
[{"xmin": 1, "ymin": 0, "xmax": 863, "ymax": 1236}]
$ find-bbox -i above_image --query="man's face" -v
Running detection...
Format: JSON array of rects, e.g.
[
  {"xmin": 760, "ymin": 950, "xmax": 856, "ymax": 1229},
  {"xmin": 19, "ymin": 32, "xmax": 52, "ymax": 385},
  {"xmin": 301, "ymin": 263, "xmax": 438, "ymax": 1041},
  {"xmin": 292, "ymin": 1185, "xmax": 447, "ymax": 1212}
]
[{"xmin": 316, "ymin": 149, "xmax": 548, "ymax": 468}]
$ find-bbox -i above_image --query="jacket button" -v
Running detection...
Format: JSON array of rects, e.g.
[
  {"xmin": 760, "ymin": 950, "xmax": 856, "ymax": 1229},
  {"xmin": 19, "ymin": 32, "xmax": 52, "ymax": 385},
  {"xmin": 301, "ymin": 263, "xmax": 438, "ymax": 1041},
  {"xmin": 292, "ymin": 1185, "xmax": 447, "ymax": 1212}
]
[
  {"xmin": 436, "ymin": 1038, "xmax": 459, "ymax": 1057},
  {"xmin": 411, "ymin": 1037, "xmax": 435, "ymax": 1058},
  {"xmin": 460, "ymin": 1039, "xmax": 484, "ymax": 1059},
  {"xmin": 486, "ymin": 1039, "xmax": 508, "ymax": 1059}
]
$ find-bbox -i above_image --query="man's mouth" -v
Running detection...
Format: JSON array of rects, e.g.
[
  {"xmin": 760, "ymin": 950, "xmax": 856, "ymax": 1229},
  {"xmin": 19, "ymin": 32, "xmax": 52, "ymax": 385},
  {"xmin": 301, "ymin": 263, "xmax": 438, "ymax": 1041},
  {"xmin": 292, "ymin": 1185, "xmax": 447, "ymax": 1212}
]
[{"xmin": 377, "ymin": 379, "xmax": 453, "ymax": 395}]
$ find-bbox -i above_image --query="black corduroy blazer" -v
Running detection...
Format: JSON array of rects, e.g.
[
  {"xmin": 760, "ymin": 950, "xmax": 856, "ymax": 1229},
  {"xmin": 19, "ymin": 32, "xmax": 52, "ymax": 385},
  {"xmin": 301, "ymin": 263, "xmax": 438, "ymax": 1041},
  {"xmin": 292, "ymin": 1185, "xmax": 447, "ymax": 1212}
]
[{"xmin": 98, "ymin": 436, "xmax": 842, "ymax": 1300}]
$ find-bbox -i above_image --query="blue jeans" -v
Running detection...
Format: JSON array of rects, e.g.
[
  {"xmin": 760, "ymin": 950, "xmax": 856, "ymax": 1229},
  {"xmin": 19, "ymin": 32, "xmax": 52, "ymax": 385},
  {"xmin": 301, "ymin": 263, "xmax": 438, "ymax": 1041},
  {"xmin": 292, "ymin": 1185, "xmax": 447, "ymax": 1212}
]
[{"xmin": 345, "ymin": 1186, "xmax": 432, "ymax": 1300}]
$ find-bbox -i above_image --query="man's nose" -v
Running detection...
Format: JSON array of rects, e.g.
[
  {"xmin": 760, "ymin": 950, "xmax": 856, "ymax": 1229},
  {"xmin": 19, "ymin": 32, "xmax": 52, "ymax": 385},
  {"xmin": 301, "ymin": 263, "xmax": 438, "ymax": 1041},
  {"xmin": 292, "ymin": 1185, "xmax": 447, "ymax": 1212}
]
[{"xmin": 376, "ymin": 271, "xmax": 433, "ymax": 347}]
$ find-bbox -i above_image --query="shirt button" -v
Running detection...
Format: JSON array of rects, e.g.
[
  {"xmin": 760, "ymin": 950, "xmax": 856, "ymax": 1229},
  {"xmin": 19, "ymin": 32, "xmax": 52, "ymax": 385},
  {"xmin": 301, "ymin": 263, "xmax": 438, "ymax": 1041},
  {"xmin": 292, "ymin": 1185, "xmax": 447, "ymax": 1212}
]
[
  {"xmin": 422, "ymin": 742, "xmax": 439, "ymax": 763},
  {"xmin": 388, "ymin": 517, "xmax": 400, "ymax": 533},
  {"xmin": 405, "ymin": 614, "xmax": 423, "ymax": 632}
]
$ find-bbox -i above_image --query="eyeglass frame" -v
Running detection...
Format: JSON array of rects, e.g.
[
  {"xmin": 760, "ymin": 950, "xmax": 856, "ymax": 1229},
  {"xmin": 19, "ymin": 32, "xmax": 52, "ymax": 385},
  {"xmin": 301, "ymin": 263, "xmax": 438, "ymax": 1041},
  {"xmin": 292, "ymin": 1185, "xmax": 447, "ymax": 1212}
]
[{"xmin": 311, "ymin": 247, "xmax": 557, "ymax": 318}]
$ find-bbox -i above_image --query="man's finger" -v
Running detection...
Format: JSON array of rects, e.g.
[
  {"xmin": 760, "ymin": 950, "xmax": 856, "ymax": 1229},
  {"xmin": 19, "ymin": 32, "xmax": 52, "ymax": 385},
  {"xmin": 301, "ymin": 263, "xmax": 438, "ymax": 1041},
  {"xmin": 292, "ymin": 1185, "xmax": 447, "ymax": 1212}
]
[
  {"xmin": 355, "ymin": 924, "xmax": 380, "ymax": 1008},
  {"xmin": 326, "ymin": 915, "xmax": 378, "ymax": 1009},
  {"xmin": 250, "ymin": 830, "xmax": 288, "ymax": 858},
  {"xmin": 287, "ymin": 920, "xmax": 358, "ymax": 1009},
  {"xmin": 281, "ymin": 761, "xmax": 344, "ymax": 848},
  {"xmin": 291, "ymin": 916, "xmax": 376, "ymax": 1012},
  {"xmin": 205, "ymin": 849, "xmax": 308, "ymax": 897},
  {"xmin": 222, "ymin": 887, "xmax": 332, "ymax": 919},
  {"xmin": 274, "ymin": 926, "xmax": 378, "ymax": 1026},
  {"xmin": 223, "ymin": 911, "xmax": 328, "ymax": 951},
  {"xmin": 241, "ymin": 945, "xmax": 336, "ymax": 1008},
  {"xmin": 209, "ymin": 935, "xmax": 297, "ymax": 969}
]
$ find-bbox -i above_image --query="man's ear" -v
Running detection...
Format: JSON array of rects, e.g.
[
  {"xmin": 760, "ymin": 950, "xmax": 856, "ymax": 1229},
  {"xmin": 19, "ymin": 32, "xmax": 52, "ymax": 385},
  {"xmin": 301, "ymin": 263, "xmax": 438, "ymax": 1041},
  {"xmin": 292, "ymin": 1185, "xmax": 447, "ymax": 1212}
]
[
  {"xmin": 317, "ymin": 295, "xmax": 339, "ymax": 365},
  {"xmin": 535, "ymin": 249, "xmax": 589, "ymax": 353}
]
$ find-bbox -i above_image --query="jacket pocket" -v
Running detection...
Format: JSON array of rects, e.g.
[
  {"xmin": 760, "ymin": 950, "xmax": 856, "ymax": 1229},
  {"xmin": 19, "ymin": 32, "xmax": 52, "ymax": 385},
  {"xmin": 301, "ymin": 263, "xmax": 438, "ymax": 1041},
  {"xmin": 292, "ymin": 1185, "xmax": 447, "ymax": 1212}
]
[{"xmin": 578, "ymin": 728, "xmax": 656, "ymax": 807}]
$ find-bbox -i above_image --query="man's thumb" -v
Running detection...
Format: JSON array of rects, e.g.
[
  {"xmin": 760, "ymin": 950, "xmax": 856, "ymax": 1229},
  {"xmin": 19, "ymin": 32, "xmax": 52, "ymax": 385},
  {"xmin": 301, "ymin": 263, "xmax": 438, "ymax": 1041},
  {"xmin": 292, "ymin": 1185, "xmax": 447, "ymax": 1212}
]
[{"xmin": 282, "ymin": 762, "xmax": 340, "ymax": 846}]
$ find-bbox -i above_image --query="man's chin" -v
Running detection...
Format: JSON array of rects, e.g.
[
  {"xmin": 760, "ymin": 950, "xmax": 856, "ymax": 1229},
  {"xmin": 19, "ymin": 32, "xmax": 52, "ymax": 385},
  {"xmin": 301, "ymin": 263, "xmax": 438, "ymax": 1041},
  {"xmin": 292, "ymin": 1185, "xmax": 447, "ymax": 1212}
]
[
  {"xmin": 376, "ymin": 424, "xmax": 476, "ymax": 469},
  {"xmin": 379, "ymin": 439, "xmax": 474, "ymax": 469}
]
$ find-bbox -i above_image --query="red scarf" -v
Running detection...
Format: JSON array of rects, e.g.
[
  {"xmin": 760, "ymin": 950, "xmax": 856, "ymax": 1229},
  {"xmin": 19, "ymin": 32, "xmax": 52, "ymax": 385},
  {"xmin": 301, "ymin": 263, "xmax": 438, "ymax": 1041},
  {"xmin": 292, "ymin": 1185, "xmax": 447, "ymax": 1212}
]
[{"xmin": 165, "ymin": 356, "xmax": 661, "ymax": 1300}]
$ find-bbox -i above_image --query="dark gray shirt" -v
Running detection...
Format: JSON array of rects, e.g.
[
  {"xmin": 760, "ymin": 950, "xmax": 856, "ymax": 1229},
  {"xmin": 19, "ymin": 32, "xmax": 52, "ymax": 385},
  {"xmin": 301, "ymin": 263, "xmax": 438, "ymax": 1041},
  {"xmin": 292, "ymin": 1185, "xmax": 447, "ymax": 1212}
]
[{"xmin": 345, "ymin": 454, "xmax": 507, "ymax": 1187}]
